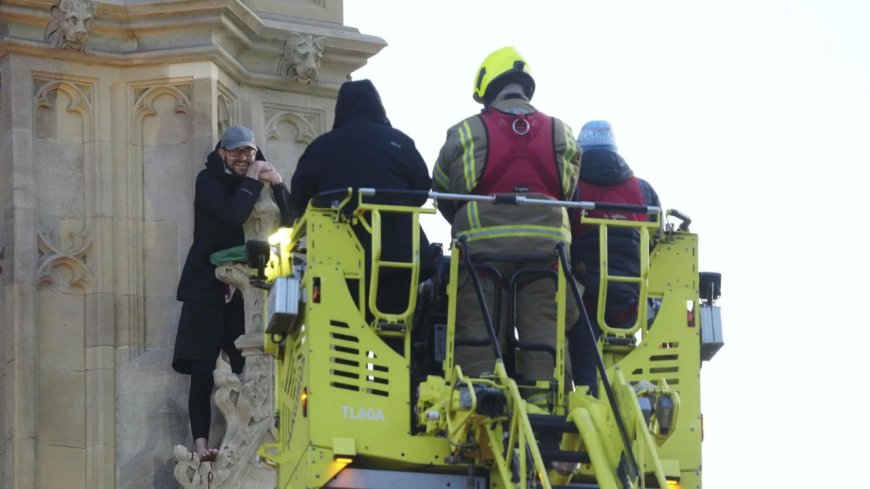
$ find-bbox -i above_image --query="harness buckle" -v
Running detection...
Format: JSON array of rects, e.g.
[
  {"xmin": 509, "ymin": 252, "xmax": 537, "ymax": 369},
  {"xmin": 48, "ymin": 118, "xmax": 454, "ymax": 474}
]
[{"xmin": 512, "ymin": 117, "xmax": 530, "ymax": 136}]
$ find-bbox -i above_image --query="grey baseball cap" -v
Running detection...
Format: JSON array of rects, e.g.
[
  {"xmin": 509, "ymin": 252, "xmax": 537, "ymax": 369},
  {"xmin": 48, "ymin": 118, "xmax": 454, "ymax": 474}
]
[{"xmin": 220, "ymin": 125, "xmax": 257, "ymax": 150}]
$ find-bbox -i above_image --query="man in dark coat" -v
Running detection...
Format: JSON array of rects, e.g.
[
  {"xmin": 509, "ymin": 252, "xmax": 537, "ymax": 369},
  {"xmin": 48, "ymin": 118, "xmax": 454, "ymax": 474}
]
[
  {"xmin": 173, "ymin": 125, "xmax": 292, "ymax": 461},
  {"xmin": 567, "ymin": 120, "xmax": 660, "ymax": 396},
  {"xmin": 290, "ymin": 79, "xmax": 433, "ymax": 315}
]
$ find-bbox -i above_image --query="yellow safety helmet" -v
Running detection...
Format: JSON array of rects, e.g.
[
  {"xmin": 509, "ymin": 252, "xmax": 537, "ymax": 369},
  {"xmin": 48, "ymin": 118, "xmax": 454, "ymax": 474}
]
[{"xmin": 472, "ymin": 46, "xmax": 536, "ymax": 105}]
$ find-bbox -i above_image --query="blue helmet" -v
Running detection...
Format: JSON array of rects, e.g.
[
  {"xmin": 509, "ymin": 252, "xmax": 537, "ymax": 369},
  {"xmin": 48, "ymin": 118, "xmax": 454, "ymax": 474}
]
[{"xmin": 577, "ymin": 120, "xmax": 617, "ymax": 152}]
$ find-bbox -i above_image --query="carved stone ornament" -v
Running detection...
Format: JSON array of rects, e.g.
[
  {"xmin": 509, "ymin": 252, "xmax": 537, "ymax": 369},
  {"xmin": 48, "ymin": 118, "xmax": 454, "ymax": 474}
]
[
  {"xmin": 244, "ymin": 186, "xmax": 281, "ymax": 245},
  {"xmin": 44, "ymin": 0, "xmax": 96, "ymax": 52},
  {"xmin": 173, "ymin": 356, "xmax": 276, "ymax": 489},
  {"xmin": 215, "ymin": 262, "xmax": 266, "ymax": 335},
  {"xmin": 279, "ymin": 32, "xmax": 326, "ymax": 85},
  {"xmin": 37, "ymin": 225, "xmax": 93, "ymax": 294}
]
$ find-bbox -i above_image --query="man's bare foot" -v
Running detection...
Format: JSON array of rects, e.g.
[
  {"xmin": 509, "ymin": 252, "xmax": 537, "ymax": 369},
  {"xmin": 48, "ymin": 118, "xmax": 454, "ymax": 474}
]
[{"xmin": 194, "ymin": 437, "xmax": 219, "ymax": 462}]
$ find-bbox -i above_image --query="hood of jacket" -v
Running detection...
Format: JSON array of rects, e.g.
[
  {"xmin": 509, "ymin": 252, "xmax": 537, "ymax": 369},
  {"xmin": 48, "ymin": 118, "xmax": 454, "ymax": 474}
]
[
  {"xmin": 579, "ymin": 149, "xmax": 634, "ymax": 185},
  {"xmin": 333, "ymin": 79, "xmax": 391, "ymax": 129}
]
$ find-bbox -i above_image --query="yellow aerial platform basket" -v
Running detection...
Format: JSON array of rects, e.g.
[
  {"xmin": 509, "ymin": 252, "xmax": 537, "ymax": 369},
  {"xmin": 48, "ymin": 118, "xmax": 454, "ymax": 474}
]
[{"xmin": 252, "ymin": 188, "xmax": 722, "ymax": 489}]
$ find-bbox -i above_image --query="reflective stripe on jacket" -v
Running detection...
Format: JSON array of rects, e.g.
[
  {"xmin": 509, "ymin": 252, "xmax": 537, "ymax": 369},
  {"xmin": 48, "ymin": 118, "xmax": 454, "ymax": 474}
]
[{"xmin": 453, "ymin": 198, "xmax": 571, "ymax": 255}]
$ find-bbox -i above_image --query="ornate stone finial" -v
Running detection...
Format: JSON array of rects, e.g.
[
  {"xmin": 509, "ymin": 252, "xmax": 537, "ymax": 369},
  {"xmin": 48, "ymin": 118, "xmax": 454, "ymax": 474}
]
[
  {"xmin": 173, "ymin": 356, "xmax": 276, "ymax": 489},
  {"xmin": 279, "ymin": 33, "xmax": 325, "ymax": 85},
  {"xmin": 243, "ymin": 186, "xmax": 281, "ymax": 244},
  {"xmin": 44, "ymin": 0, "xmax": 96, "ymax": 52},
  {"xmin": 215, "ymin": 186, "xmax": 280, "ymax": 337}
]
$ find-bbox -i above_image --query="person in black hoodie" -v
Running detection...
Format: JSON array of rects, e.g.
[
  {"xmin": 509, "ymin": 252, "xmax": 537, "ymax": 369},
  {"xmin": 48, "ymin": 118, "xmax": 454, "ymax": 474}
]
[
  {"xmin": 290, "ymin": 79, "xmax": 433, "ymax": 316},
  {"xmin": 172, "ymin": 125, "xmax": 292, "ymax": 461},
  {"xmin": 567, "ymin": 121, "xmax": 660, "ymax": 396}
]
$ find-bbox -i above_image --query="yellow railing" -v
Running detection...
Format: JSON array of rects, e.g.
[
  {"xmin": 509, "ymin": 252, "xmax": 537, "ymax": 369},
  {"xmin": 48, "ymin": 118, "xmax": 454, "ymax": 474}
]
[
  {"xmin": 579, "ymin": 212, "xmax": 662, "ymax": 337},
  {"xmin": 353, "ymin": 199, "xmax": 435, "ymax": 326}
]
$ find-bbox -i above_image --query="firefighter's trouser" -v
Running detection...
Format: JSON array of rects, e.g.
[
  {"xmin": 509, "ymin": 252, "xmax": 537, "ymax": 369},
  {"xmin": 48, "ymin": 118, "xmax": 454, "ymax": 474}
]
[{"xmin": 453, "ymin": 261, "xmax": 578, "ymax": 383}]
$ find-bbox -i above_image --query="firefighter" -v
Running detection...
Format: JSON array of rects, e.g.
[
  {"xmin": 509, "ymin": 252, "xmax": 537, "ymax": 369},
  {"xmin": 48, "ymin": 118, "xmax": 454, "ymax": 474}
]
[
  {"xmin": 432, "ymin": 46, "xmax": 580, "ymax": 386},
  {"xmin": 567, "ymin": 120, "xmax": 661, "ymax": 396}
]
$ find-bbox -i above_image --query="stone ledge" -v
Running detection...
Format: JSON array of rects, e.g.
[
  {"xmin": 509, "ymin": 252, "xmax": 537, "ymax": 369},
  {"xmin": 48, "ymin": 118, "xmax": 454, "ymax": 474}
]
[{"xmin": 0, "ymin": 0, "xmax": 385, "ymax": 92}]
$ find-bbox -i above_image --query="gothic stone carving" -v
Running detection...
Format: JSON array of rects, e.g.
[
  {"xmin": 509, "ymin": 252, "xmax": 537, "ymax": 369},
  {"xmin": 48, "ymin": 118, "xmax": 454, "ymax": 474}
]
[
  {"xmin": 44, "ymin": 0, "xmax": 96, "ymax": 52},
  {"xmin": 37, "ymin": 225, "xmax": 93, "ymax": 294},
  {"xmin": 216, "ymin": 85, "xmax": 238, "ymax": 139},
  {"xmin": 264, "ymin": 107, "xmax": 321, "ymax": 146},
  {"xmin": 213, "ymin": 187, "xmax": 281, "ymax": 336},
  {"xmin": 279, "ymin": 33, "xmax": 325, "ymax": 84},
  {"xmin": 244, "ymin": 187, "xmax": 281, "ymax": 246},
  {"xmin": 173, "ymin": 356, "xmax": 276, "ymax": 489}
]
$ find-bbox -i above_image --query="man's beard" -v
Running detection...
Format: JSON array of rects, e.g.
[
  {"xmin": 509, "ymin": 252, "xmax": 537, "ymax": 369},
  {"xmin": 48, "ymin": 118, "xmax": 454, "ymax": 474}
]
[{"xmin": 224, "ymin": 157, "xmax": 248, "ymax": 176}]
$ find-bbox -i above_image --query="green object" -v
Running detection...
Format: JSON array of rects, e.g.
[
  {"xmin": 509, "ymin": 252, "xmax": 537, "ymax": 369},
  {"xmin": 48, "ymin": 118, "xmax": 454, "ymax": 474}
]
[{"xmin": 210, "ymin": 245, "xmax": 247, "ymax": 265}]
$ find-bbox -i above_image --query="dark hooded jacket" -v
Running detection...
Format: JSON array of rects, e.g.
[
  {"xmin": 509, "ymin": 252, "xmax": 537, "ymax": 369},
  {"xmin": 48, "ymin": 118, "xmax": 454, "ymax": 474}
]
[
  {"xmin": 570, "ymin": 149, "xmax": 660, "ymax": 306},
  {"xmin": 177, "ymin": 147, "xmax": 293, "ymax": 304},
  {"xmin": 290, "ymin": 80, "xmax": 432, "ymax": 215},
  {"xmin": 289, "ymin": 80, "xmax": 434, "ymax": 280}
]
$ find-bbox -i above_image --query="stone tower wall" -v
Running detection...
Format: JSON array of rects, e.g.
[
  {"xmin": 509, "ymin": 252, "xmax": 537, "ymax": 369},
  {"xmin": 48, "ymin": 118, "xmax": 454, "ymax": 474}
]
[{"xmin": 0, "ymin": 1, "xmax": 384, "ymax": 487}]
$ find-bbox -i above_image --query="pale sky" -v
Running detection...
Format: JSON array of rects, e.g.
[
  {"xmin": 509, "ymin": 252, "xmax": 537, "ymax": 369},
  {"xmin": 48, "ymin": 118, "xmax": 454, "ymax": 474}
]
[{"xmin": 345, "ymin": 1, "xmax": 870, "ymax": 487}]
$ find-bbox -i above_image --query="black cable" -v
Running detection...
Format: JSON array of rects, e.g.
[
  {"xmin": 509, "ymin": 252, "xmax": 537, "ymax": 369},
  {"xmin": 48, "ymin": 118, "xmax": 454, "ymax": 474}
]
[{"xmin": 456, "ymin": 237, "xmax": 503, "ymax": 363}]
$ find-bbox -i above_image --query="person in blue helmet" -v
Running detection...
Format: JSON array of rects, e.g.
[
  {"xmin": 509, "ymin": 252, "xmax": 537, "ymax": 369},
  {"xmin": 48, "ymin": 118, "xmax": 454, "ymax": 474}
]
[{"xmin": 567, "ymin": 120, "xmax": 661, "ymax": 397}]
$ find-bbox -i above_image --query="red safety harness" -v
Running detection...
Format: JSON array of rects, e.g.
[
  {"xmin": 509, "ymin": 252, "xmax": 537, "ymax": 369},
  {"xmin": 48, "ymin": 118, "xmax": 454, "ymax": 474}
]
[{"xmin": 474, "ymin": 109, "xmax": 561, "ymax": 198}]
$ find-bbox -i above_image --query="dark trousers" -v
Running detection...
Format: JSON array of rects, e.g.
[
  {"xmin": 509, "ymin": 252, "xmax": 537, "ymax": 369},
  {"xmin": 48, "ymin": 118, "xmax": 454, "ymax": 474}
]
[
  {"xmin": 568, "ymin": 298, "xmax": 637, "ymax": 398},
  {"xmin": 172, "ymin": 296, "xmax": 245, "ymax": 440},
  {"xmin": 188, "ymin": 356, "xmax": 243, "ymax": 440}
]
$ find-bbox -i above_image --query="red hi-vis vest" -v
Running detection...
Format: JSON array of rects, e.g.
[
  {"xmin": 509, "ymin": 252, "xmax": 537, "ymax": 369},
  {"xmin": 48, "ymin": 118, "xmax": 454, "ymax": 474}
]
[
  {"xmin": 473, "ymin": 109, "xmax": 561, "ymax": 199},
  {"xmin": 575, "ymin": 177, "xmax": 646, "ymax": 235}
]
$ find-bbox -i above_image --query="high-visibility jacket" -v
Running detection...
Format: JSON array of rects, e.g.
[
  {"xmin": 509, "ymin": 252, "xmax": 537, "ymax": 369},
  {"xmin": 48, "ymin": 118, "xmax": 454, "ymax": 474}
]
[{"xmin": 432, "ymin": 95, "xmax": 579, "ymax": 254}]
